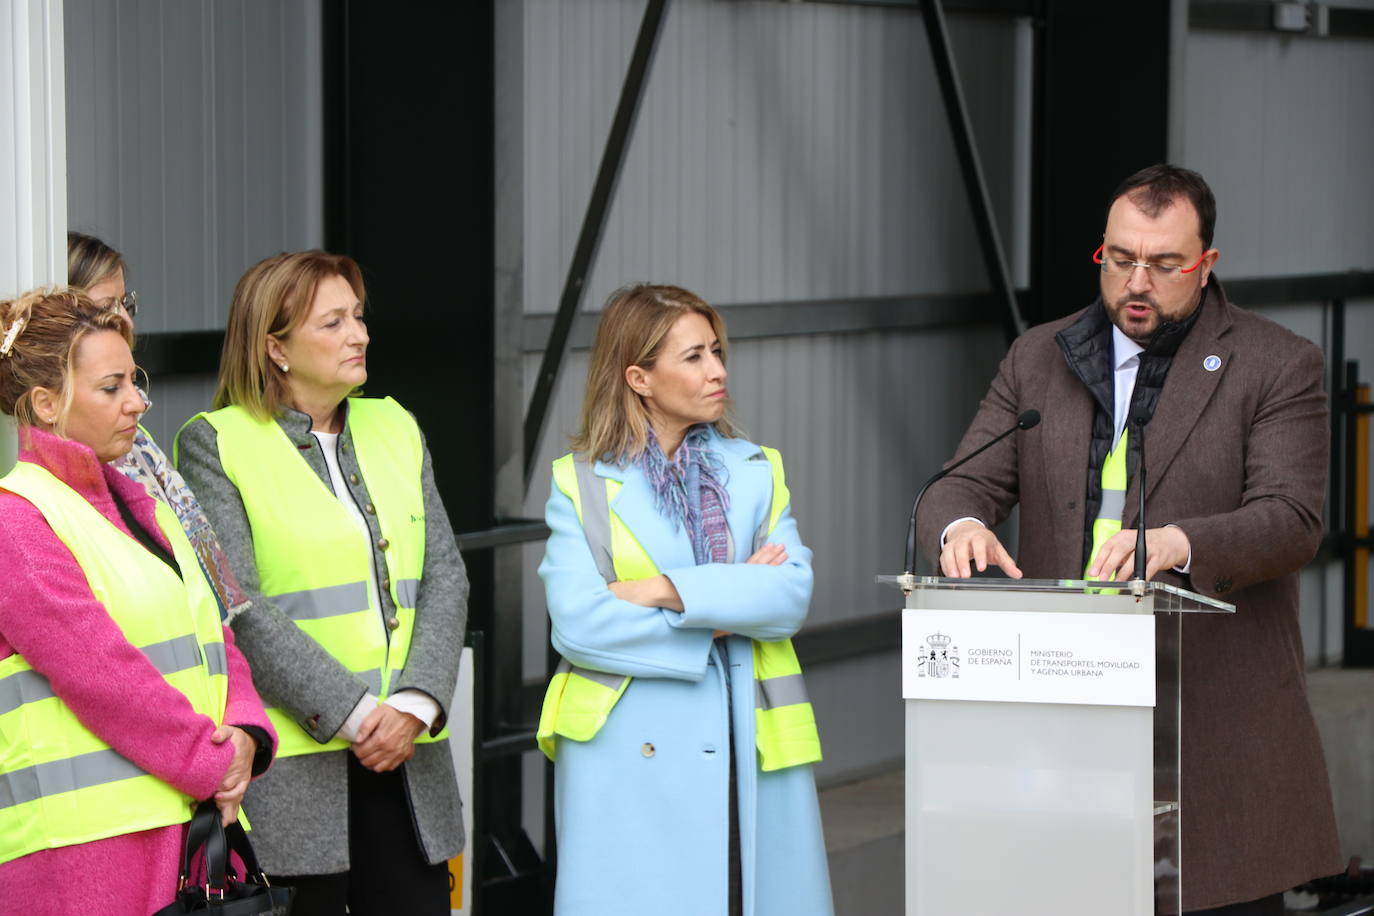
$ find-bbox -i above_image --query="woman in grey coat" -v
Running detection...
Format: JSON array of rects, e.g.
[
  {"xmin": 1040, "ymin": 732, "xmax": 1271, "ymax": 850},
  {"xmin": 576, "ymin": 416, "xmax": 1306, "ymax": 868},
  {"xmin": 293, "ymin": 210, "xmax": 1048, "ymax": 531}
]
[{"xmin": 175, "ymin": 250, "xmax": 467, "ymax": 916}]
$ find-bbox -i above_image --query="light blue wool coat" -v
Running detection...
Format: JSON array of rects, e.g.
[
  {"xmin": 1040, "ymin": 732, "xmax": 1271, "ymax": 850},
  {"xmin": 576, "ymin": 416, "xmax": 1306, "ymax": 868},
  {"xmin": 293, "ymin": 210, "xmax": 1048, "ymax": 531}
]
[{"xmin": 538, "ymin": 430, "xmax": 833, "ymax": 916}]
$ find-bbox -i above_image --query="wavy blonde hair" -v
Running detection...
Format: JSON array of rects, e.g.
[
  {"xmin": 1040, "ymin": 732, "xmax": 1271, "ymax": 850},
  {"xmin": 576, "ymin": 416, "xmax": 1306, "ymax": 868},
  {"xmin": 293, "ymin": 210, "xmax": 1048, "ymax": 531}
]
[
  {"xmin": 571, "ymin": 284, "xmax": 738, "ymax": 464},
  {"xmin": 214, "ymin": 250, "xmax": 366, "ymax": 420},
  {"xmin": 0, "ymin": 288, "xmax": 133, "ymax": 436}
]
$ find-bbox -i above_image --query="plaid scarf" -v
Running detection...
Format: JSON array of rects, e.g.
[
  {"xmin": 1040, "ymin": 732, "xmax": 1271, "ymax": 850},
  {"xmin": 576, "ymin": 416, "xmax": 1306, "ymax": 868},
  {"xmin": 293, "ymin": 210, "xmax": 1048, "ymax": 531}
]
[{"xmin": 637, "ymin": 425, "xmax": 731, "ymax": 565}]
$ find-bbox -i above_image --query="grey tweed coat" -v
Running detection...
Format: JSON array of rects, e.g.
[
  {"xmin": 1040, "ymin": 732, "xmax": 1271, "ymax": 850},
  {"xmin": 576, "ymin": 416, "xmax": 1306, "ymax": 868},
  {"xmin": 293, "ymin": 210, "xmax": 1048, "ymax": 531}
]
[{"xmin": 176, "ymin": 402, "xmax": 467, "ymax": 875}]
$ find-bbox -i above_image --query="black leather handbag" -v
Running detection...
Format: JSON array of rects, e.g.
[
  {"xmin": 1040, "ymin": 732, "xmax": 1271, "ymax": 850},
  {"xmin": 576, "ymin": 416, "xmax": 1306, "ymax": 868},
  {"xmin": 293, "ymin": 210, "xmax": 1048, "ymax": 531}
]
[{"xmin": 152, "ymin": 801, "xmax": 294, "ymax": 915}]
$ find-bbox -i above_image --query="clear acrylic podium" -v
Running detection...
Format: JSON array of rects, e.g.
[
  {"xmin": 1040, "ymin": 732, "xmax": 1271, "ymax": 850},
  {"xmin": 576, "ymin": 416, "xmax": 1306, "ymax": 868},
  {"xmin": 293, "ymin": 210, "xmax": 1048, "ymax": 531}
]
[{"xmin": 878, "ymin": 575, "xmax": 1234, "ymax": 916}]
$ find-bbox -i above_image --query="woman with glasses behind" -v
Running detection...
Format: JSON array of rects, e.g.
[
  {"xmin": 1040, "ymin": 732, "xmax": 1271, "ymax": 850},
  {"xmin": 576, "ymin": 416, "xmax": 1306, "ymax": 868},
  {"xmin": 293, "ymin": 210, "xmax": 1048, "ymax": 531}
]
[{"xmin": 67, "ymin": 232, "xmax": 253, "ymax": 619}]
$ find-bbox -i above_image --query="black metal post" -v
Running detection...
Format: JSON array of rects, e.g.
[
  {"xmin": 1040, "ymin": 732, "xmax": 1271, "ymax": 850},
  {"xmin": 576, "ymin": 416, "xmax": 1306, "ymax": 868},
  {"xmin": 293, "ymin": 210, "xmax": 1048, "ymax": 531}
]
[
  {"xmin": 522, "ymin": 0, "xmax": 671, "ymax": 484},
  {"xmin": 919, "ymin": 0, "xmax": 1025, "ymax": 342},
  {"xmin": 1344, "ymin": 360, "xmax": 1361, "ymax": 667}
]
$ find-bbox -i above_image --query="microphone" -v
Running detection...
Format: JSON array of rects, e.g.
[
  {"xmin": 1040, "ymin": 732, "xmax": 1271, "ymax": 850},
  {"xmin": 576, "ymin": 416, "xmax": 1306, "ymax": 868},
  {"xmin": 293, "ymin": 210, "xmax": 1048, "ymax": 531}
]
[
  {"xmin": 903, "ymin": 409, "xmax": 1041, "ymax": 577},
  {"xmin": 1130, "ymin": 406, "xmax": 1151, "ymax": 583}
]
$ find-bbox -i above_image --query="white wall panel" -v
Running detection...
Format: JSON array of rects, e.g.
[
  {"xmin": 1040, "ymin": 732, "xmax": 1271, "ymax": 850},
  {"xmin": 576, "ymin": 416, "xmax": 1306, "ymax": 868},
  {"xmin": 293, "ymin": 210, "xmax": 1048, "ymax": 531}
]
[
  {"xmin": 1, "ymin": 0, "xmax": 67, "ymax": 471},
  {"xmin": 64, "ymin": 0, "xmax": 322, "ymax": 335},
  {"xmin": 1183, "ymin": 31, "xmax": 1374, "ymax": 277},
  {"xmin": 519, "ymin": 0, "xmax": 1025, "ymax": 316}
]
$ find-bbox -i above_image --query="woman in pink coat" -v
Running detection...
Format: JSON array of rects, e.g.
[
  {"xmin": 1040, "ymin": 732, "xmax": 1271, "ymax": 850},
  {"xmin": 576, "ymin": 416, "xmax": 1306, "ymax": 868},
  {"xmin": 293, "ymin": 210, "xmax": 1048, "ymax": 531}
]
[{"xmin": 0, "ymin": 289, "xmax": 276, "ymax": 916}]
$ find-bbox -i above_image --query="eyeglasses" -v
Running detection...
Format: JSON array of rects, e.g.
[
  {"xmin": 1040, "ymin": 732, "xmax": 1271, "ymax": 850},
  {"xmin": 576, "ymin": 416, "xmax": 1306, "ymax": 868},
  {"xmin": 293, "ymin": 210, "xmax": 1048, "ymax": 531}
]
[
  {"xmin": 1093, "ymin": 244, "xmax": 1207, "ymax": 283},
  {"xmin": 97, "ymin": 291, "xmax": 138, "ymax": 319}
]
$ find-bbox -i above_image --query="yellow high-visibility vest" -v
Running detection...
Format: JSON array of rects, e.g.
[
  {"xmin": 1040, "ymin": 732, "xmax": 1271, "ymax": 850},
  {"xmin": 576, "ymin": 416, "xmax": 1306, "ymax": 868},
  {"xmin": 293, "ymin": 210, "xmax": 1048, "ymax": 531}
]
[
  {"xmin": 537, "ymin": 447, "xmax": 822, "ymax": 772},
  {"xmin": 1085, "ymin": 428, "xmax": 1129, "ymax": 577},
  {"xmin": 0, "ymin": 461, "xmax": 228, "ymax": 865},
  {"xmin": 182, "ymin": 398, "xmax": 445, "ymax": 757}
]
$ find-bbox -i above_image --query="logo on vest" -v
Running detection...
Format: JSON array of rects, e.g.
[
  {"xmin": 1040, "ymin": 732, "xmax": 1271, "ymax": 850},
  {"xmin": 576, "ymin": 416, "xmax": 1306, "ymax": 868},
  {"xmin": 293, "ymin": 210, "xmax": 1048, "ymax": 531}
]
[{"xmin": 916, "ymin": 633, "xmax": 960, "ymax": 679}]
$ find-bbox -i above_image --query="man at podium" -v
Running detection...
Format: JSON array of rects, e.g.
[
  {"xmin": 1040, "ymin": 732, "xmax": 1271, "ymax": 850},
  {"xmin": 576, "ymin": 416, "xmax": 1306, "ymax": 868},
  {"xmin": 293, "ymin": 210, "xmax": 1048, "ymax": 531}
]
[{"xmin": 917, "ymin": 165, "xmax": 1340, "ymax": 916}]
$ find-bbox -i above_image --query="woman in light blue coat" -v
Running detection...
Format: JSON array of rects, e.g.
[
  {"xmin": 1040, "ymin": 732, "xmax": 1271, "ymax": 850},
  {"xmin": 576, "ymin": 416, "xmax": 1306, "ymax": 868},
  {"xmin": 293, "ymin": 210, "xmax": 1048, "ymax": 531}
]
[{"xmin": 538, "ymin": 284, "xmax": 833, "ymax": 916}]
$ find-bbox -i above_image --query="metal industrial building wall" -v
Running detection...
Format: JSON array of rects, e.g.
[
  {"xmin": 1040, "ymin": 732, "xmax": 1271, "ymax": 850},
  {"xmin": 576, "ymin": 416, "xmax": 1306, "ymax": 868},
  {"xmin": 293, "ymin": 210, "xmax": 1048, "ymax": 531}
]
[
  {"xmin": 506, "ymin": 0, "xmax": 1033, "ymax": 793},
  {"xmin": 63, "ymin": 0, "xmax": 323, "ymax": 447},
  {"xmin": 1180, "ymin": 25, "xmax": 1374, "ymax": 666}
]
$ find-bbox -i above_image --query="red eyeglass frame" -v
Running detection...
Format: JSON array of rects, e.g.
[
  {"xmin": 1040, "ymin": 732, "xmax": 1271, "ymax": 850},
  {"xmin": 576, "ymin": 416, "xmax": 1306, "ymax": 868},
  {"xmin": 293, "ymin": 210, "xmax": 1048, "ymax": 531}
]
[{"xmin": 1093, "ymin": 243, "xmax": 1208, "ymax": 274}]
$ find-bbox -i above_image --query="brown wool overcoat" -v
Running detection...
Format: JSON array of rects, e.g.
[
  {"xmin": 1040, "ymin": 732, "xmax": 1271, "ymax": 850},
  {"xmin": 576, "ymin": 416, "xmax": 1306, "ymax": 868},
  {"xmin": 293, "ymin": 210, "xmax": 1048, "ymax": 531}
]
[{"xmin": 918, "ymin": 279, "xmax": 1341, "ymax": 911}]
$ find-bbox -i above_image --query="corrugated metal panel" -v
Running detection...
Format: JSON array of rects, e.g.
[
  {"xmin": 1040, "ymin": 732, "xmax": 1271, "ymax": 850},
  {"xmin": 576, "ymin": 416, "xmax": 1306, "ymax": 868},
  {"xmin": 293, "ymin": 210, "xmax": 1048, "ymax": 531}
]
[
  {"xmin": 142, "ymin": 373, "xmax": 218, "ymax": 453},
  {"xmin": 520, "ymin": 0, "xmax": 1025, "ymax": 316},
  {"xmin": 64, "ymin": 0, "xmax": 322, "ymax": 334},
  {"xmin": 1183, "ymin": 31, "xmax": 1374, "ymax": 276}
]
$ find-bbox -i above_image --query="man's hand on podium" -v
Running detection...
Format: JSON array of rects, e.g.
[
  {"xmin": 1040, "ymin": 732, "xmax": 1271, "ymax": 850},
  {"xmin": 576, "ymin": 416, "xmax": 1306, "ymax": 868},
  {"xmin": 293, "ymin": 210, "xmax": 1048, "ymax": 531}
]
[
  {"xmin": 1086, "ymin": 526, "xmax": 1191, "ymax": 582},
  {"xmin": 940, "ymin": 519, "xmax": 1023, "ymax": 579}
]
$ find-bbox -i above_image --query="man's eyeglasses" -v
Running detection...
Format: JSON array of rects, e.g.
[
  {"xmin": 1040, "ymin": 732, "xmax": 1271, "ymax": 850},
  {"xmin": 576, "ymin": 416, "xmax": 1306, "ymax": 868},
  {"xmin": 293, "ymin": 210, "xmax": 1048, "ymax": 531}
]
[
  {"xmin": 1093, "ymin": 244, "xmax": 1207, "ymax": 283},
  {"xmin": 97, "ymin": 291, "xmax": 138, "ymax": 319}
]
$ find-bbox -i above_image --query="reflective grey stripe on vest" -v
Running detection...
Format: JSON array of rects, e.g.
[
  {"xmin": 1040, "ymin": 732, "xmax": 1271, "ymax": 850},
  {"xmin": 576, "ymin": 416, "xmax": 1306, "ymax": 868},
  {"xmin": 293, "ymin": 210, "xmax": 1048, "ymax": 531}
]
[
  {"xmin": 572, "ymin": 460, "xmax": 617, "ymax": 584},
  {"xmin": 395, "ymin": 578, "xmax": 420, "ymax": 608},
  {"xmin": 0, "ymin": 670, "xmax": 54, "ymax": 717},
  {"xmin": 141, "ymin": 634, "xmax": 205, "ymax": 676},
  {"xmin": 272, "ymin": 581, "xmax": 369, "ymax": 621},
  {"xmin": 0, "ymin": 634, "xmax": 222, "ymax": 717},
  {"xmin": 204, "ymin": 642, "xmax": 228, "ymax": 677},
  {"xmin": 0, "ymin": 748, "xmax": 146, "ymax": 810},
  {"xmin": 1096, "ymin": 488, "xmax": 1126, "ymax": 522},
  {"xmin": 754, "ymin": 672, "xmax": 810, "ymax": 710},
  {"xmin": 554, "ymin": 657, "xmax": 627, "ymax": 690}
]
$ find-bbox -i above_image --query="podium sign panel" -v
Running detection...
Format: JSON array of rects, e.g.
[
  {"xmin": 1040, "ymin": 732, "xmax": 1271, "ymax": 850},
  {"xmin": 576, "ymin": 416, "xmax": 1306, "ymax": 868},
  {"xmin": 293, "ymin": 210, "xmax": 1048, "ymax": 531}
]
[
  {"xmin": 883, "ymin": 576, "xmax": 1232, "ymax": 916},
  {"xmin": 902, "ymin": 608, "xmax": 1155, "ymax": 706}
]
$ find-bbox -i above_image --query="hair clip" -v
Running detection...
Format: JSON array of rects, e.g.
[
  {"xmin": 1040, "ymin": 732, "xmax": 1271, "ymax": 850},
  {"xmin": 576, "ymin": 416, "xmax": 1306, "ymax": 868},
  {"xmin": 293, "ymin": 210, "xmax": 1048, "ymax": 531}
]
[{"xmin": 0, "ymin": 316, "xmax": 25, "ymax": 358}]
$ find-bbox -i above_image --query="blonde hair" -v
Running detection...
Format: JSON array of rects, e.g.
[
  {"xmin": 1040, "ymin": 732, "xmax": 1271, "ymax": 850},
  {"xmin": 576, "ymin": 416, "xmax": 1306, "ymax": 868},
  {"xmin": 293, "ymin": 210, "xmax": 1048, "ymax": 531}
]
[
  {"xmin": 571, "ymin": 284, "xmax": 739, "ymax": 463},
  {"xmin": 0, "ymin": 288, "xmax": 133, "ymax": 435},
  {"xmin": 67, "ymin": 231, "xmax": 126, "ymax": 290},
  {"xmin": 214, "ymin": 250, "xmax": 366, "ymax": 420}
]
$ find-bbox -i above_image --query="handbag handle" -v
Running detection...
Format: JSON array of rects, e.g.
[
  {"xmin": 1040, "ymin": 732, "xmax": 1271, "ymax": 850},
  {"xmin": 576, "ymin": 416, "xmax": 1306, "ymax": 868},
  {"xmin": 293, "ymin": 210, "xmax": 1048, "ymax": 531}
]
[{"xmin": 176, "ymin": 800, "xmax": 233, "ymax": 897}]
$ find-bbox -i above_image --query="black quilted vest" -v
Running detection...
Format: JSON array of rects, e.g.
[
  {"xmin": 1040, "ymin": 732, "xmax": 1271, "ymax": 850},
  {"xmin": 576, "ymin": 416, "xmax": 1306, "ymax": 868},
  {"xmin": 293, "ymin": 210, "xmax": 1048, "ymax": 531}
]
[{"xmin": 1054, "ymin": 298, "xmax": 1204, "ymax": 568}]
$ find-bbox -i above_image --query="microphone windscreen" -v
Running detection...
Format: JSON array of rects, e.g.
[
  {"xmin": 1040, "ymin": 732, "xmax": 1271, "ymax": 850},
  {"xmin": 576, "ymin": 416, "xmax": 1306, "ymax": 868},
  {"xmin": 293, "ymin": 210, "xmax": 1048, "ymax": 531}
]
[{"xmin": 1017, "ymin": 409, "xmax": 1041, "ymax": 430}]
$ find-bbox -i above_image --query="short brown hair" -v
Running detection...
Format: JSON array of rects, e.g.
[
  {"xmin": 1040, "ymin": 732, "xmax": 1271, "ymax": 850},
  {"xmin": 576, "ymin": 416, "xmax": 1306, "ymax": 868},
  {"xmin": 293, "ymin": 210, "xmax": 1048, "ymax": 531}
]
[
  {"xmin": 1109, "ymin": 164, "xmax": 1217, "ymax": 249},
  {"xmin": 0, "ymin": 288, "xmax": 133, "ymax": 435},
  {"xmin": 67, "ymin": 231, "xmax": 126, "ymax": 290},
  {"xmin": 571, "ymin": 284, "xmax": 738, "ymax": 464},
  {"xmin": 213, "ymin": 250, "xmax": 366, "ymax": 420}
]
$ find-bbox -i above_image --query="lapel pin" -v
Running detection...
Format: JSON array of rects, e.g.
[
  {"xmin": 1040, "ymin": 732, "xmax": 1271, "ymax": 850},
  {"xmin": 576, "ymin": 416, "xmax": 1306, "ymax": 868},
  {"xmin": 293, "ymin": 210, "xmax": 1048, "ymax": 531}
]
[{"xmin": 1203, "ymin": 355, "xmax": 1222, "ymax": 372}]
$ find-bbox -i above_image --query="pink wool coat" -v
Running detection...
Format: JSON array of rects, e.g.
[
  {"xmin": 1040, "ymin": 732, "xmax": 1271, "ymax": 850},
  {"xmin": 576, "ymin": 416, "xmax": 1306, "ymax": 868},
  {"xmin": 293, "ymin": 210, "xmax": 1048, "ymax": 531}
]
[{"xmin": 0, "ymin": 428, "xmax": 276, "ymax": 916}]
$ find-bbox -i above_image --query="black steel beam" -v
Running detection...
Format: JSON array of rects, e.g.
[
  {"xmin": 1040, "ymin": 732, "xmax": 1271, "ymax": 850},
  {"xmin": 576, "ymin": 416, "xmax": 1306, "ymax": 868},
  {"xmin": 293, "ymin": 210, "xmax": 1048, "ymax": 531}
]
[
  {"xmin": 522, "ymin": 0, "xmax": 670, "ymax": 486},
  {"xmin": 1191, "ymin": 1, "xmax": 1374, "ymax": 38},
  {"xmin": 132, "ymin": 330, "xmax": 222, "ymax": 378},
  {"xmin": 1223, "ymin": 271, "xmax": 1374, "ymax": 306},
  {"xmin": 132, "ymin": 272, "xmax": 1374, "ymax": 378},
  {"xmin": 454, "ymin": 519, "xmax": 551, "ymax": 552},
  {"xmin": 920, "ymin": 0, "xmax": 1026, "ymax": 342},
  {"xmin": 798, "ymin": 0, "xmax": 1035, "ymax": 12}
]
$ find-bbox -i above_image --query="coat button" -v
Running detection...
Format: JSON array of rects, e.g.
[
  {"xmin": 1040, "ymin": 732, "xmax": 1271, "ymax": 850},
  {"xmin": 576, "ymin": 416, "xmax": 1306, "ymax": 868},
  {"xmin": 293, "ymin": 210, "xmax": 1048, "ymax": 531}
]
[
  {"xmin": 365, "ymin": 504, "xmax": 376, "ymax": 515},
  {"xmin": 386, "ymin": 616, "xmax": 400, "ymax": 631},
  {"xmin": 349, "ymin": 473, "xmax": 359, "ymax": 485},
  {"xmin": 641, "ymin": 742, "xmax": 655, "ymax": 758},
  {"xmin": 305, "ymin": 717, "xmax": 319, "ymax": 732},
  {"xmin": 378, "ymin": 538, "xmax": 390, "ymax": 550},
  {"xmin": 382, "ymin": 577, "xmax": 391, "ymax": 590},
  {"xmin": 1215, "ymin": 577, "xmax": 1232, "ymax": 594}
]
